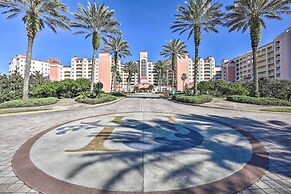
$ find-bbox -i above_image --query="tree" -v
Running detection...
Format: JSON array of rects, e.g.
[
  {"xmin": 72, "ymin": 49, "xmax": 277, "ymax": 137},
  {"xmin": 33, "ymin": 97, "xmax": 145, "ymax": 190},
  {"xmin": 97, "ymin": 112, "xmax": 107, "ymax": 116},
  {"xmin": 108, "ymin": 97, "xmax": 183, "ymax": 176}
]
[
  {"xmin": 71, "ymin": 2, "xmax": 121, "ymax": 96},
  {"xmin": 225, "ymin": 0, "xmax": 290, "ymax": 97},
  {"xmin": 181, "ymin": 73, "xmax": 188, "ymax": 92},
  {"xmin": 0, "ymin": 0, "xmax": 70, "ymax": 100},
  {"xmin": 29, "ymin": 71, "xmax": 49, "ymax": 89},
  {"xmin": 161, "ymin": 39, "xmax": 188, "ymax": 90},
  {"xmin": 123, "ymin": 61, "xmax": 138, "ymax": 92},
  {"xmin": 103, "ymin": 36, "xmax": 131, "ymax": 92},
  {"xmin": 155, "ymin": 60, "xmax": 168, "ymax": 92},
  {"xmin": 172, "ymin": 0, "xmax": 224, "ymax": 95}
]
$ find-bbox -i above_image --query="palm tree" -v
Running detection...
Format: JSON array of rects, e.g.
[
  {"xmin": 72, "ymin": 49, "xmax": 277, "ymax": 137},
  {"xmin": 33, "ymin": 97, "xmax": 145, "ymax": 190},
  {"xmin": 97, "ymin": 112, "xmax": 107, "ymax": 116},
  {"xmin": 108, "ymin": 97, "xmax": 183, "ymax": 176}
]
[
  {"xmin": 0, "ymin": 0, "xmax": 70, "ymax": 100},
  {"xmin": 181, "ymin": 73, "xmax": 188, "ymax": 92},
  {"xmin": 161, "ymin": 39, "xmax": 188, "ymax": 90},
  {"xmin": 103, "ymin": 36, "xmax": 131, "ymax": 92},
  {"xmin": 155, "ymin": 60, "xmax": 168, "ymax": 92},
  {"xmin": 71, "ymin": 2, "xmax": 121, "ymax": 96},
  {"xmin": 123, "ymin": 61, "xmax": 138, "ymax": 92},
  {"xmin": 225, "ymin": 0, "xmax": 290, "ymax": 97},
  {"xmin": 171, "ymin": 0, "xmax": 224, "ymax": 95}
]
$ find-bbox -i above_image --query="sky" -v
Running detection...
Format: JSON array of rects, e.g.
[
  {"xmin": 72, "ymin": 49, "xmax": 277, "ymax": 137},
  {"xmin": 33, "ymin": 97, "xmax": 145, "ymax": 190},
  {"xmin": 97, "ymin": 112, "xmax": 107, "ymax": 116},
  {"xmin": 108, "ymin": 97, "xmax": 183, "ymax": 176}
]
[{"xmin": 0, "ymin": 0, "xmax": 290, "ymax": 74}]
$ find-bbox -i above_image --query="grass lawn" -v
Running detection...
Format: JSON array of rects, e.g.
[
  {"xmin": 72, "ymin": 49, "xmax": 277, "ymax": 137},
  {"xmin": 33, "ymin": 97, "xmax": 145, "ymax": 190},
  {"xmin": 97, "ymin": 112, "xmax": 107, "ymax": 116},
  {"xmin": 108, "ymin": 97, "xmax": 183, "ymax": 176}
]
[
  {"xmin": 0, "ymin": 108, "xmax": 52, "ymax": 115},
  {"xmin": 260, "ymin": 107, "xmax": 291, "ymax": 113}
]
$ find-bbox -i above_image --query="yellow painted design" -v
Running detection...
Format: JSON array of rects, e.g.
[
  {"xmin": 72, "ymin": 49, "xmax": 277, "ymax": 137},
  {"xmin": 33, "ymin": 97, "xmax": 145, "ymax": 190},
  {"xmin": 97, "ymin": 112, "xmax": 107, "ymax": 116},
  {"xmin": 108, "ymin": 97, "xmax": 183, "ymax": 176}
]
[
  {"xmin": 168, "ymin": 116, "xmax": 176, "ymax": 123},
  {"xmin": 66, "ymin": 127, "xmax": 116, "ymax": 152},
  {"xmin": 112, "ymin": 116, "xmax": 125, "ymax": 123}
]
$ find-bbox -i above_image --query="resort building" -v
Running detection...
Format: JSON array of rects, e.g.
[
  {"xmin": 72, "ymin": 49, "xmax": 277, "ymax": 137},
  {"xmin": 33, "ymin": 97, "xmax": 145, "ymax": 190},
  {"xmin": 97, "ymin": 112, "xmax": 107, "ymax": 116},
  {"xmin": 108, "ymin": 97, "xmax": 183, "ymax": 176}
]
[
  {"xmin": 66, "ymin": 53, "xmax": 112, "ymax": 92},
  {"xmin": 221, "ymin": 59, "xmax": 236, "ymax": 82},
  {"xmin": 9, "ymin": 54, "xmax": 51, "ymax": 78},
  {"xmin": 116, "ymin": 51, "xmax": 157, "ymax": 91},
  {"xmin": 227, "ymin": 28, "xmax": 291, "ymax": 81},
  {"xmin": 176, "ymin": 56, "xmax": 221, "ymax": 91}
]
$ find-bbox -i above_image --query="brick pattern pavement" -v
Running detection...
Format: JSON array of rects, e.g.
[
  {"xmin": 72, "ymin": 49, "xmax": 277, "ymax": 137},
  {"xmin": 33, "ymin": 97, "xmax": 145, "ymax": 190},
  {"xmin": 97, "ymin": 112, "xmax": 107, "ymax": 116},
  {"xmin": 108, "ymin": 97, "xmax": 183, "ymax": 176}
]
[{"xmin": 0, "ymin": 94, "xmax": 290, "ymax": 194}]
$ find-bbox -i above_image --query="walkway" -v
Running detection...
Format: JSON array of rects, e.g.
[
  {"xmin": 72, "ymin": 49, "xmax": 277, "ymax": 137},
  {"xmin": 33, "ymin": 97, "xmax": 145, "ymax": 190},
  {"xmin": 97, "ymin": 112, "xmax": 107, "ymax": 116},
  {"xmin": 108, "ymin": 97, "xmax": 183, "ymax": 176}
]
[{"xmin": 0, "ymin": 94, "xmax": 290, "ymax": 193}]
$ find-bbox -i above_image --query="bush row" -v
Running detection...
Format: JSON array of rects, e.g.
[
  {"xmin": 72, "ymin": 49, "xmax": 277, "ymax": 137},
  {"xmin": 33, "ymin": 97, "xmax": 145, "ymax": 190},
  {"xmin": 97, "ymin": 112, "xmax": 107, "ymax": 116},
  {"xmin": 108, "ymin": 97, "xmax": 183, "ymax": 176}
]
[
  {"xmin": 197, "ymin": 80, "xmax": 249, "ymax": 96},
  {"xmin": 0, "ymin": 97, "xmax": 59, "ymax": 109},
  {"xmin": 76, "ymin": 94, "xmax": 118, "ymax": 105},
  {"xmin": 32, "ymin": 79, "xmax": 92, "ymax": 98},
  {"xmin": 172, "ymin": 95, "xmax": 213, "ymax": 104},
  {"xmin": 243, "ymin": 78, "xmax": 291, "ymax": 100},
  {"xmin": 226, "ymin": 95, "xmax": 291, "ymax": 106}
]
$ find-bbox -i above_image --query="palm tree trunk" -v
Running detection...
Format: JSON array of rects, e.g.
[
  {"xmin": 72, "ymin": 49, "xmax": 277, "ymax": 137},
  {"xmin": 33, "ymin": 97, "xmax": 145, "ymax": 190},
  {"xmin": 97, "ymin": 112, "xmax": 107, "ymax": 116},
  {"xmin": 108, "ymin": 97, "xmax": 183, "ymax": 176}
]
[
  {"xmin": 250, "ymin": 23, "xmax": 261, "ymax": 98},
  {"xmin": 127, "ymin": 77, "xmax": 130, "ymax": 92},
  {"xmin": 172, "ymin": 55, "xmax": 177, "ymax": 90},
  {"xmin": 193, "ymin": 26, "xmax": 201, "ymax": 96},
  {"xmin": 183, "ymin": 80, "xmax": 185, "ymax": 92},
  {"xmin": 90, "ymin": 49, "xmax": 97, "ymax": 96},
  {"xmin": 22, "ymin": 35, "xmax": 34, "ymax": 100},
  {"xmin": 166, "ymin": 70, "xmax": 169, "ymax": 86},
  {"xmin": 113, "ymin": 53, "xmax": 118, "ymax": 92}
]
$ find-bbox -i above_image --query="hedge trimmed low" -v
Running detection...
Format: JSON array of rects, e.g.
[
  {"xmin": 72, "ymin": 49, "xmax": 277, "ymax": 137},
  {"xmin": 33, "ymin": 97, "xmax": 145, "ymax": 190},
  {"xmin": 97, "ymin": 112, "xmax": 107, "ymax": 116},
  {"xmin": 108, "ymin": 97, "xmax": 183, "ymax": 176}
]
[
  {"xmin": 76, "ymin": 94, "xmax": 118, "ymax": 105},
  {"xmin": 0, "ymin": 97, "xmax": 59, "ymax": 109},
  {"xmin": 226, "ymin": 95, "xmax": 291, "ymax": 106},
  {"xmin": 172, "ymin": 95, "xmax": 213, "ymax": 104}
]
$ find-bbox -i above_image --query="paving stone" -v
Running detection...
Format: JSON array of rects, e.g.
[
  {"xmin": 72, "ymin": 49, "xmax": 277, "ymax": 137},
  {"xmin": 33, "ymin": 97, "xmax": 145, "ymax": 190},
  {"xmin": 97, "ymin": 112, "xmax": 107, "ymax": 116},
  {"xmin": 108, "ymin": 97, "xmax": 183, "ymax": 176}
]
[
  {"xmin": 15, "ymin": 184, "xmax": 31, "ymax": 192},
  {"xmin": 265, "ymin": 180, "xmax": 284, "ymax": 189},
  {"xmin": 274, "ymin": 179, "xmax": 291, "ymax": 190},
  {"xmin": 262, "ymin": 188, "xmax": 280, "ymax": 193},
  {"xmin": 255, "ymin": 180, "xmax": 271, "ymax": 189},
  {"xmin": 274, "ymin": 187, "xmax": 291, "ymax": 194},
  {"xmin": 1, "ymin": 95, "xmax": 291, "ymax": 193},
  {"xmin": 250, "ymin": 189, "xmax": 266, "ymax": 194},
  {"xmin": 3, "ymin": 183, "xmax": 23, "ymax": 192}
]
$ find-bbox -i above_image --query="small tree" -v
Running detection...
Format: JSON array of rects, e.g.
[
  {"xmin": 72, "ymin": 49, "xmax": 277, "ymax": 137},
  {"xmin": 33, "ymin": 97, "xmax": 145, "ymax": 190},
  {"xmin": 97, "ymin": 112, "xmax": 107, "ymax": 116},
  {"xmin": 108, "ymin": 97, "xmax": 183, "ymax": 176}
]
[{"xmin": 181, "ymin": 73, "xmax": 188, "ymax": 92}]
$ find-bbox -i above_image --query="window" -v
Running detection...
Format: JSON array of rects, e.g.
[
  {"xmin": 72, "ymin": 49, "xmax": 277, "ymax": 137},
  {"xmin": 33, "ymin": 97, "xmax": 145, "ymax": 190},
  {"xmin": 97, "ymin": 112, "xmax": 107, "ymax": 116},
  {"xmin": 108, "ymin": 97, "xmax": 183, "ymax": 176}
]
[{"xmin": 141, "ymin": 60, "xmax": 147, "ymax": 77}]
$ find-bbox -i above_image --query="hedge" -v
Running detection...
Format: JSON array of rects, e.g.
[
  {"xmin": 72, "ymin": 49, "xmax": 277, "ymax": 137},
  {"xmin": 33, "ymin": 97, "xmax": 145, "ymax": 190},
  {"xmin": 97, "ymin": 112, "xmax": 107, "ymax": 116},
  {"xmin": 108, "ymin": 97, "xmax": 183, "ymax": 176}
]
[
  {"xmin": 226, "ymin": 95, "xmax": 291, "ymax": 106},
  {"xmin": 172, "ymin": 95, "xmax": 213, "ymax": 104},
  {"xmin": 76, "ymin": 94, "xmax": 118, "ymax": 105},
  {"xmin": 0, "ymin": 97, "xmax": 59, "ymax": 109}
]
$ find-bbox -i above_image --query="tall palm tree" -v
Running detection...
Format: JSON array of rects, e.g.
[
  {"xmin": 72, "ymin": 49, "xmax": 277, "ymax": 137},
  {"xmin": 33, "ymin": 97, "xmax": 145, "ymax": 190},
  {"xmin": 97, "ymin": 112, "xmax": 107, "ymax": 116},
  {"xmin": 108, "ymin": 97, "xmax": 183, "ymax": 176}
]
[
  {"xmin": 161, "ymin": 39, "xmax": 188, "ymax": 90},
  {"xmin": 71, "ymin": 2, "xmax": 121, "ymax": 96},
  {"xmin": 103, "ymin": 36, "xmax": 131, "ymax": 92},
  {"xmin": 155, "ymin": 60, "xmax": 168, "ymax": 92},
  {"xmin": 225, "ymin": 0, "xmax": 290, "ymax": 97},
  {"xmin": 171, "ymin": 0, "xmax": 224, "ymax": 95},
  {"xmin": 0, "ymin": 0, "xmax": 70, "ymax": 100},
  {"xmin": 181, "ymin": 73, "xmax": 188, "ymax": 92},
  {"xmin": 123, "ymin": 61, "xmax": 138, "ymax": 92}
]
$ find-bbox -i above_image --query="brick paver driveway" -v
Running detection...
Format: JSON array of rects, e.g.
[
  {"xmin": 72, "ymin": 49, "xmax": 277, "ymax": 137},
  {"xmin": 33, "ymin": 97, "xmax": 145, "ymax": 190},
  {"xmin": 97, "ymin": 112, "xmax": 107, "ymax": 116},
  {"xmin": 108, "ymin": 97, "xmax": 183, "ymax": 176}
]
[{"xmin": 0, "ymin": 94, "xmax": 290, "ymax": 194}]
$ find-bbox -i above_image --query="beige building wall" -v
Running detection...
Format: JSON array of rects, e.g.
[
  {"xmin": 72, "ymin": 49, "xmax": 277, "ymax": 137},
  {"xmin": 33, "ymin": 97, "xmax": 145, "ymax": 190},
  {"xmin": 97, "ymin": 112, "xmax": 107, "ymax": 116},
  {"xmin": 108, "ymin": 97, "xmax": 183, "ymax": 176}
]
[
  {"xmin": 233, "ymin": 28, "xmax": 291, "ymax": 81},
  {"xmin": 9, "ymin": 54, "xmax": 50, "ymax": 77}
]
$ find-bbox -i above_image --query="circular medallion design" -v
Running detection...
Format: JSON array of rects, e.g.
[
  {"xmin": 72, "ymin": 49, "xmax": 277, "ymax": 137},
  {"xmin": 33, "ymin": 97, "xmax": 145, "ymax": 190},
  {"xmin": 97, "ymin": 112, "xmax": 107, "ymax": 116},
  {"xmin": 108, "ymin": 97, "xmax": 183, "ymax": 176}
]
[{"xmin": 12, "ymin": 112, "xmax": 269, "ymax": 194}]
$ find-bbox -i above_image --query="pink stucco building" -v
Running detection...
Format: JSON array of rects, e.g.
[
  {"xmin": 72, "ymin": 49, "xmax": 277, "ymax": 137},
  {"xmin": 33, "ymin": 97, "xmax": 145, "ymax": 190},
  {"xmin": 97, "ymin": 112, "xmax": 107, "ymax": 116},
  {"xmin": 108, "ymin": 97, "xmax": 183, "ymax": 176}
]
[
  {"xmin": 176, "ymin": 56, "xmax": 189, "ymax": 91},
  {"xmin": 98, "ymin": 52, "xmax": 112, "ymax": 93}
]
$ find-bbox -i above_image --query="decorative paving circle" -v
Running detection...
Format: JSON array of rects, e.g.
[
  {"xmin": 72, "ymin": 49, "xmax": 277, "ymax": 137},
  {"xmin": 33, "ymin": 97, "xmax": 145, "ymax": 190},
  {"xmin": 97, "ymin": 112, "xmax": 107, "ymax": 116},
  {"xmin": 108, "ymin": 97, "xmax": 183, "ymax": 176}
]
[{"xmin": 12, "ymin": 112, "xmax": 268, "ymax": 194}]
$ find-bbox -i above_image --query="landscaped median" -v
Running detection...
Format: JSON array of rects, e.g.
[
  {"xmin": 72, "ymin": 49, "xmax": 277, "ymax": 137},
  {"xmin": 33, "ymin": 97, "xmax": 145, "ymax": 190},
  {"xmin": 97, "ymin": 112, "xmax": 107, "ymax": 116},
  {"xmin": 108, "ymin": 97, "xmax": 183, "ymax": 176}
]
[
  {"xmin": 226, "ymin": 95, "xmax": 291, "ymax": 106},
  {"xmin": 75, "ymin": 94, "xmax": 118, "ymax": 105},
  {"xmin": 0, "ymin": 97, "xmax": 59, "ymax": 109},
  {"xmin": 172, "ymin": 94, "xmax": 213, "ymax": 104}
]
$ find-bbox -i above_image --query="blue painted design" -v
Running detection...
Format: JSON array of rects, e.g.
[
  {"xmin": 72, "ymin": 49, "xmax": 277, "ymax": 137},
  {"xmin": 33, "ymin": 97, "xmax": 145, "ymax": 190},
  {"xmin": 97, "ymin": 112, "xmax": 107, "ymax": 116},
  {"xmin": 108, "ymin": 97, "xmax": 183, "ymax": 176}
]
[{"xmin": 124, "ymin": 123, "xmax": 204, "ymax": 152}]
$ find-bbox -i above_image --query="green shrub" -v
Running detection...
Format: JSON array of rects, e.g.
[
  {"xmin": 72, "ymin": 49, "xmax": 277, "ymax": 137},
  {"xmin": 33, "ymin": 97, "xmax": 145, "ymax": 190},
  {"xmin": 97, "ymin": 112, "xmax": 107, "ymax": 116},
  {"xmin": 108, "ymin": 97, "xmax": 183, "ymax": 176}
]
[
  {"xmin": 32, "ymin": 78, "xmax": 92, "ymax": 98},
  {"xmin": 172, "ymin": 95, "xmax": 213, "ymax": 104},
  {"xmin": 243, "ymin": 78, "xmax": 291, "ymax": 100},
  {"xmin": 0, "ymin": 73, "xmax": 23, "ymax": 103},
  {"xmin": 0, "ymin": 97, "xmax": 59, "ymax": 109},
  {"xmin": 76, "ymin": 94, "xmax": 117, "ymax": 105},
  {"xmin": 198, "ymin": 80, "xmax": 249, "ymax": 97},
  {"xmin": 31, "ymin": 82, "xmax": 58, "ymax": 98},
  {"xmin": 111, "ymin": 92, "xmax": 126, "ymax": 97},
  {"xmin": 226, "ymin": 95, "xmax": 291, "ymax": 106}
]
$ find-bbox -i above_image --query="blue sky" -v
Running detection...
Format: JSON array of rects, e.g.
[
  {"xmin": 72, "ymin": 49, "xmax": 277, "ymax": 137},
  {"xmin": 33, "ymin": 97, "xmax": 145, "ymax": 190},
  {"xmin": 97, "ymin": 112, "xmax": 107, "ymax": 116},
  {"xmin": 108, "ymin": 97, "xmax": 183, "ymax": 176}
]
[{"xmin": 0, "ymin": 0, "xmax": 290, "ymax": 74}]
